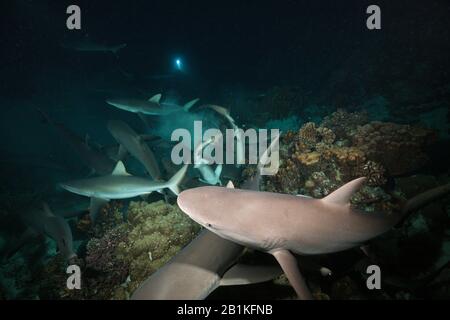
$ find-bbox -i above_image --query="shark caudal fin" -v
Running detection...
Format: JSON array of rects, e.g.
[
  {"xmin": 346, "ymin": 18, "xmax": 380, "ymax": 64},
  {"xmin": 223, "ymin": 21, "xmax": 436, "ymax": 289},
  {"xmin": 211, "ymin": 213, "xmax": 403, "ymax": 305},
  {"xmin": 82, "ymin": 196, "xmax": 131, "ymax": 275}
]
[
  {"xmin": 112, "ymin": 43, "xmax": 127, "ymax": 55},
  {"xmin": 395, "ymin": 183, "xmax": 450, "ymax": 227},
  {"xmin": 321, "ymin": 177, "xmax": 367, "ymax": 205},
  {"xmin": 183, "ymin": 98, "xmax": 200, "ymax": 112},
  {"xmin": 166, "ymin": 164, "xmax": 188, "ymax": 195}
]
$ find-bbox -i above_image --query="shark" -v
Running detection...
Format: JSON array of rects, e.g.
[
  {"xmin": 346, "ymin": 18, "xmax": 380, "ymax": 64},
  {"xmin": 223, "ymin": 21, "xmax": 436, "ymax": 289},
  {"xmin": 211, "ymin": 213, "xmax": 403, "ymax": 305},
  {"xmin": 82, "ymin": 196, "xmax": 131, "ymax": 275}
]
[
  {"xmin": 107, "ymin": 120, "xmax": 162, "ymax": 180},
  {"xmin": 60, "ymin": 161, "xmax": 188, "ymax": 221},
  {"xmin": 207, "ymin": 105, "xmax": 245, "ymax": 166},
  {"xmin": 131, "ymin": 134, "xmax": 287, "ymax": 300},
  {"xmin": 36, "ymin": 108, "xmax": 116, "ymax": 175},
  {"xmin": 6, "ymin": 202, "xmax": 77, "ymax": 261},
  {"xmin": 106, "ymin": 94, "xmax": 199, "ymax": 116},
  {"xmin": 193, "ymin": 134, "xmax": 223, "ymax": 186},
  {"xmin": 61, "ymin": 37, "xmax": 127, "ymax": 55},
  {"xmin": 131, "ymin": 227, "xmax": 281, "ymax": 300},
  {"xmin": 177, "ymin": 179, "xmax": 450, "ymax": 299}
]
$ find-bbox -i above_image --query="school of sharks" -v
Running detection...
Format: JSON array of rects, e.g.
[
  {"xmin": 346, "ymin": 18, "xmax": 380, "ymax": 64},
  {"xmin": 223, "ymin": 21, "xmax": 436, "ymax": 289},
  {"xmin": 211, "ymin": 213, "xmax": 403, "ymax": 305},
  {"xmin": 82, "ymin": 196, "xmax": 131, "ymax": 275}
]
[{"xmin": 1, "ymin": 1, "xmax": 450, "ymax": 301}]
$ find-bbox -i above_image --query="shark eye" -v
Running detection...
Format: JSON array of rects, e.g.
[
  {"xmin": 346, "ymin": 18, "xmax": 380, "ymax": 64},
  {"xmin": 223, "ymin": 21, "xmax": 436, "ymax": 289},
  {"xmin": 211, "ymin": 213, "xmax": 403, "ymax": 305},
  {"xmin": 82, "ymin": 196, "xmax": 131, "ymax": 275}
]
[{"xmin": 206, "ymin": 223, "xmax": 213, "ymax": 228}]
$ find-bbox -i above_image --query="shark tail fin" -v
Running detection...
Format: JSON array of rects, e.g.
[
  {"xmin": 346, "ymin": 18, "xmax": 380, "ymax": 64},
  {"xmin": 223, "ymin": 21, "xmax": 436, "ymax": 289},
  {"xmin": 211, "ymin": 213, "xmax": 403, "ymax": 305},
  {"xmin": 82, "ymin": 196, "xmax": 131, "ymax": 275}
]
[
  {"xmin": 166, "ymin": 164, "xmax": 188, "ymax": 195},
  {"xmin": 112, "ymin": 43, "xmax": 127, "ymax": 55},
  {"xmin": 322, "ymin": 177, "xmax": 367, "ymax": 206},
  {"xmin": 396, "ymin": 183, "xmax": 450, "ymax": 226},
  {"xmin": 183, "ymin": 98, "xmax": 200, "ymax": 112}
]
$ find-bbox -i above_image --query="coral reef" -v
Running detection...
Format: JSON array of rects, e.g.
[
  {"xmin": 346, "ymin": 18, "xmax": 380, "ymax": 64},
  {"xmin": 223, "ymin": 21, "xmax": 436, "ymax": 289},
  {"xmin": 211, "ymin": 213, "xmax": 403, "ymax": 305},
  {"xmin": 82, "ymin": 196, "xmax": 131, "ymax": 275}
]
[
  {"xmin": 32, "ymin": 200, "xmax": 200, "ymax": 300},
  {"xmin": 321, "ymin": 109, "xmax": 368, "ymax": 140},
  {"xmin": 352, "ymin": 122, "xmax": 437, "ymax": 175},
  {"xmin": 112, "ymin": 200, "xmax": 201, "ymax": 297},
  {"xmin": 265, "ymin": 110, "xmax": 436, "ymax": 202}
]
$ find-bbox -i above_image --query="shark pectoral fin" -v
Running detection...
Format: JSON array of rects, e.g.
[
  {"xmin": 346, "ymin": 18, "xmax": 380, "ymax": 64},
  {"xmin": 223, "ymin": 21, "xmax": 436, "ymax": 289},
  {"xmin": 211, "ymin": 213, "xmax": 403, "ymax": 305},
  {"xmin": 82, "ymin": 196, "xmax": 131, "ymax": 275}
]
[
  {"xmin": 219, "ymin": 263, "xmax": 282, "ymax": 287},
  {"xmin": 183, "ymin": 98, "xmax": 200, "ymax": 112},
  {"xmin": 149, "ymin": 93, "xmax": 162, "ymax": 103},
  {"xmin": 322, "ymin": 177, "xmax": 367, "ymax": 205},
  {"xmin": 90, "ymin": 197, "xmax": 109, "ymax": 222},
  {"xmin": 271, "ymin": 249, "xmax": 314, "ymax": 300}
]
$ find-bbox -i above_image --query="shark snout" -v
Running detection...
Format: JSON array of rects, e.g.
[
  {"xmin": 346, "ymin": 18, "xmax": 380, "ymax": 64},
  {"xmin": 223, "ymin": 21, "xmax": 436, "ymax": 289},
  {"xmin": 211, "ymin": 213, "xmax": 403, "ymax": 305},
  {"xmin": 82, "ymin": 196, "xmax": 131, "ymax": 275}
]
[
  {"xmin": 177, "ymin": 189, "xmax": 195, "ymax": 217},
  {"xmin": 177, "ymin": 188, "xmax": 209, "ymax": 224}
]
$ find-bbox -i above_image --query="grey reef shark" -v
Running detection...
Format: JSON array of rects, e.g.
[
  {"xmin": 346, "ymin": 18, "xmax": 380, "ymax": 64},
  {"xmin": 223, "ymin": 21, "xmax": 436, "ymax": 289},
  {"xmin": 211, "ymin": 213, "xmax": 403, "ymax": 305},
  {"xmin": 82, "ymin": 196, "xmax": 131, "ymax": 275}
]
[
  {"xmin": 61, "ymin": 36, "xmax": 127, "ymax": 56},
  {"xmin": 60, "ymin": 161, "xmax": 187, "ymax": 221},
  {"xmin": 107, "ymin": 120, "xmax": 162, "ymax": 180},
  {"xmin": 36, "ymin": 107, "xmax": 116, "ymax": 175},
  {"xmin": 5, "ymin": 202, "xmax": 77, "ymax": 262},
  {"xmin": 106, "ymin": 93, "xmax": 199, "ymax": 116},
  {"xmin": 193, "ymin": 134, "xmax": 223, "ymax": 186},
  {"xmin": 177, "ymin": 175, "xmax": 450, "ymax": 299}
]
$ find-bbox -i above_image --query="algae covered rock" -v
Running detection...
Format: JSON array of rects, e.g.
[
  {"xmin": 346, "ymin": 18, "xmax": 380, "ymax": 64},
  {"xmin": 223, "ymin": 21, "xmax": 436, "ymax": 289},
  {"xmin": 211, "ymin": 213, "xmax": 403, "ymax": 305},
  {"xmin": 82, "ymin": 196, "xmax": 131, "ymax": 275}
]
[
  {"xmin": 113, "ymin": 200, "xmax": 201, "ymax": 296},
  {"xmin": 80, "ymin": 200, "xmax": 201, "ymax": 299}
]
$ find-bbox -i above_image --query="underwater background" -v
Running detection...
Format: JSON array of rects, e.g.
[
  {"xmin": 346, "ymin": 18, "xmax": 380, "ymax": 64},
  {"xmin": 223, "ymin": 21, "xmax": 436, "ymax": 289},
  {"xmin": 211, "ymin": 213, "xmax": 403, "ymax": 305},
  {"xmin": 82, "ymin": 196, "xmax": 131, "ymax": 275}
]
[{"xmin": 1, "ymin": 0, "xmax": 449, "ymax": 300}]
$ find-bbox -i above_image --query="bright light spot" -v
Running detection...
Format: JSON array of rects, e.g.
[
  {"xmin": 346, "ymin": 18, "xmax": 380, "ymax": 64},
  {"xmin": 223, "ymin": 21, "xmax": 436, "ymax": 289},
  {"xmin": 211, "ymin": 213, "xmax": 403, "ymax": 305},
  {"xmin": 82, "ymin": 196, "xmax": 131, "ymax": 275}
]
[{"xmin": 175, "ymin": 58, "xmax": 182, "ymax": 70}]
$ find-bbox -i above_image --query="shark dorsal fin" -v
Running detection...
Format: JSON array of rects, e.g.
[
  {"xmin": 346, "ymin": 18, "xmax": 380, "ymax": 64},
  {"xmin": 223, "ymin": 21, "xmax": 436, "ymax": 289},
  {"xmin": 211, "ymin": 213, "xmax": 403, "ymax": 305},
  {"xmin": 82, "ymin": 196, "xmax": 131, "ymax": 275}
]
[
  {"xmin": 111, "ymin": 161, "xmax": 130, "ymax": 176},
  {"xmin": 149, "ymin": 94, "xmax": 161, "ymax": 103},
  {"xmin": 322, "ymin": 177, "xmax": 366, "ymax": 205},
  {"xmin": 226, "ymin": 180, "xmax": 235, "ymax": 189},
  {"xmin": 183, "ymin": 98, "xmax": 199, "ymax": 111}
]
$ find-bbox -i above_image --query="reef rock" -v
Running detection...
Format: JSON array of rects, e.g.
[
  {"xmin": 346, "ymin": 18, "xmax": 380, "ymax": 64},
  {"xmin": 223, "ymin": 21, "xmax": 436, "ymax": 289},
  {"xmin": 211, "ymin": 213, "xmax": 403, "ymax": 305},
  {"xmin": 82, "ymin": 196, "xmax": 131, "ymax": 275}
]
[{"xmin": 352, "ymin": 122, "xmax": 436, "ymax": 175}]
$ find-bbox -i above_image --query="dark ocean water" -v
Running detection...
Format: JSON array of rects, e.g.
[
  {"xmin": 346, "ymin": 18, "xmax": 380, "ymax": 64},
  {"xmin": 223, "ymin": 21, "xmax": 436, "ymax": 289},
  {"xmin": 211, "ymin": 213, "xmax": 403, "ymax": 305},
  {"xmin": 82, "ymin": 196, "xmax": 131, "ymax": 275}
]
[{"xmin": 0, "ymin": 0, "xmax": 449, "ymax": 300}]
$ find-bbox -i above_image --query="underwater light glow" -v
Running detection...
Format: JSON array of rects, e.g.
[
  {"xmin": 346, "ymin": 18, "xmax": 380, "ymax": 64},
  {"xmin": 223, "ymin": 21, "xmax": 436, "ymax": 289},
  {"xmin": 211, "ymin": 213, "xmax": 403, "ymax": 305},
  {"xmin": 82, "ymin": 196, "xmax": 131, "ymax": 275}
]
[{"xmin": 175, "ymin": 58, "xmax": 182, "ymax": 70}]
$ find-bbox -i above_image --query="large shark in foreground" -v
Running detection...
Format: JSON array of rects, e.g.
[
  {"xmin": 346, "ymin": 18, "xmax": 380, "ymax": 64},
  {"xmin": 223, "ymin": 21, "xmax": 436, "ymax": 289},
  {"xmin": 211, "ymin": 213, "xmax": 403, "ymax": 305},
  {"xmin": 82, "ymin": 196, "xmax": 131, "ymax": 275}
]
[
  {"xmin": 106, "ymin": 94, "xmax": 199, "ymax": 116},
  {"xmin": 132, "ymin": 135, "xmax": 284, "ymax": 299},
  {"xmin": 178, "ymin": 179, "xmax": 450, "ymax": 299},
  {"xmin": 107, "ymin": 120, "xmax": 162, "ymax": 180},
  {"xmin": 60, "ymin": 161, "xmax": 187, "ymax": 221}
]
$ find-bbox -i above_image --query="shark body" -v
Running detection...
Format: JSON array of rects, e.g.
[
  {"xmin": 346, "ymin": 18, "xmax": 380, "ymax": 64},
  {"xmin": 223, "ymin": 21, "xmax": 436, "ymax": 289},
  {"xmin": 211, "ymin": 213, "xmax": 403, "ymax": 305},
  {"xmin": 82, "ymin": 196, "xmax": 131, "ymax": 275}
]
[
  {"xmin": 178, "ymin": 179, "xmax": 450, "ymax": 299},
  {"xmin": 107, "ymin": 120, "xmax": 161, "ymax": 180},
  {"xmin": 193, "ymin": 134, "xmax": 223, "ymax": 185},
  {"xmin": 11, "ymin": 202, "xmax": 77, "ymax": 261},
  {"xmin": 207, "ymin": 105, "xmax": 245, "ymax": 166},
  {"xmin": 132, "ymin": 135, "xmax": 282, "ymax": 300},
  {"xmin": 132, "ymin": 174, "xmax": 280, "ymax": 300},
  {"xmin": 60, "ymin": 161, "xmax": 187, "ymax": 220},
  {"xmin": 106, "ymin": 94, "xmax": 199, "ymax": 116},
  {"xmin": 61, "ymin": 39, "xmax": 127, "ymax": 55},
  {"xmin": 36, "ymin": 108, "xmax": 115, "ymax": 175}
]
